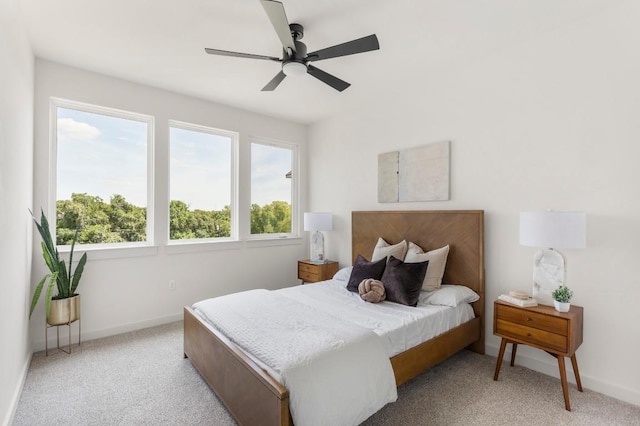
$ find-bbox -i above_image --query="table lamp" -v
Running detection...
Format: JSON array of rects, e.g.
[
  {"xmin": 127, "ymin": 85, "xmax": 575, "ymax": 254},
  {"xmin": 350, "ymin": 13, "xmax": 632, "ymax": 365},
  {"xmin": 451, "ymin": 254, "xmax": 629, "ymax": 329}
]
[
  {"xmin": 519, "ymin": 211, "xmax": 586, "ymax": 305},
  {"xmin": 303, "ymin": 212, "xmax": 333, "ymax": 263}
]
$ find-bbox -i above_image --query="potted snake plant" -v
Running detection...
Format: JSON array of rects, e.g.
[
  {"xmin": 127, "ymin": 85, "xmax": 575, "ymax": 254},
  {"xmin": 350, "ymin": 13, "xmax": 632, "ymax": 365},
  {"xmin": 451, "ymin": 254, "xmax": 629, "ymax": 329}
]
[{"xmin": 29, "ymin": 209, "xmax": 87, "ymax": 325}]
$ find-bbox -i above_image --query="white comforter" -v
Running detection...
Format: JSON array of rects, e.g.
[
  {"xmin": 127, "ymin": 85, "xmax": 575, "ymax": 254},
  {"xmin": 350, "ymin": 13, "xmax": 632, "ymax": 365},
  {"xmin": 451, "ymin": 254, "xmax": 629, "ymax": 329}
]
[
  {"xmin": 278, "ymin": 280, "xmax": 475, "ymax": 357},
  {"xmin": 193, "ymin": 289, "xmax": 397, "ymax": 426}
]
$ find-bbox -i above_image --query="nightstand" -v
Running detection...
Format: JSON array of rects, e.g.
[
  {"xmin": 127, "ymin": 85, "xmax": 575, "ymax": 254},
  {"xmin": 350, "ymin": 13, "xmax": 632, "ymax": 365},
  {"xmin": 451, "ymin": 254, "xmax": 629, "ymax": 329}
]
[
  {"xmin": 493, "ymin": 300, "xmax": 584, "ymax": 411},
  {"xmin": 297, "ymin": 260, "xmax": 339, "ymax": 284}
]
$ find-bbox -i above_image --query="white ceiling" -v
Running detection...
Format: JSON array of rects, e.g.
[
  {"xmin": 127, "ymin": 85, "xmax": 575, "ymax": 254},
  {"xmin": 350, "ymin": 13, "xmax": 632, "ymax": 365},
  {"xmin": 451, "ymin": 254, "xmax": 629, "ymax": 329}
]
[{"xmin": 18, "ymin": 0, "xmax": 619, "ymax": 124}]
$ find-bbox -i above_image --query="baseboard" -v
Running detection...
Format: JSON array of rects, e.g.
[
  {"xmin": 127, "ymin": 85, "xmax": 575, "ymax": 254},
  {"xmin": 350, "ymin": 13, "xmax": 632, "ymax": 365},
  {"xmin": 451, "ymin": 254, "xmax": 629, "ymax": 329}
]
[
  {"xmin": 486, "ymin": 342, "xmax": 640, "ymax": 407},
  {"xmin": 32, "ymin": 312, "xmax": 183, "ymax": 353},
  {"xmin": 2, "ymin": 351, "xmax": 32, "ymax": 426}
]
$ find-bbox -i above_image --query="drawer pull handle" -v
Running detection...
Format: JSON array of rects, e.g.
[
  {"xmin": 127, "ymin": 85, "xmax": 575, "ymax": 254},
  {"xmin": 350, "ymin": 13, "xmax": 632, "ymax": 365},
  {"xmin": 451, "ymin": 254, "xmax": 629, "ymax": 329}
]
[
  {"xmin": 527, "ymin": 333, "xmax": 532, "ymax": 337},
  {"xmin": 526, "ymin": 317, "xmax": 532, "ymax": 321}
]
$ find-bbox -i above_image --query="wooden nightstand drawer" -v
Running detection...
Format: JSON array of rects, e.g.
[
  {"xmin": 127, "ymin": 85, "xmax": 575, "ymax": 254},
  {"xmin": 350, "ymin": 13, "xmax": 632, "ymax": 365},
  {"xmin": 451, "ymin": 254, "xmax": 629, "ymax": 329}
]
[
  {"xmin": 298, "ymin": 269, "xmax": 320, "ymax": 282},
  {"xmin": 495, "ymin": 319, "xmax": 567, "ymax": 353},
  {"xmin": 496, "ymin": 303, "xmax": 568, "ymax": 336},
  {"xmin": 297, "ymin": 260, "xmax": 339, "ymax": 283},
  {"xmin": 298, "ymin": 262, "xmax": 318, "ymax": 274}
]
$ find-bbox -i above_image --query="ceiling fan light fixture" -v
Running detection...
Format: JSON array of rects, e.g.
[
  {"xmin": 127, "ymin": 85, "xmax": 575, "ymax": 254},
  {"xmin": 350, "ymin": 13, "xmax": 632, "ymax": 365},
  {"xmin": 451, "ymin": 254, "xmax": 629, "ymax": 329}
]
[{"xmin": 282, "ymin": 61, "xmax": 307, "ymax": 76}]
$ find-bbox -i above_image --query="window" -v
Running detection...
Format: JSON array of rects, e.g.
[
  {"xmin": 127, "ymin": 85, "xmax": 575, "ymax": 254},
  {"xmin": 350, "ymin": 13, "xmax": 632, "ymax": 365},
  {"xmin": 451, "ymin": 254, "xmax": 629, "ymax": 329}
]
[
  {"xmin": 53, "ymin": 99, "xmax": 153, "ymax": 246},
  {"xmin": 250, "ymin": 140, "xmax": 297, "ymax": 236},
  {"xmin": 169, "ymin": 122, "xmax": 236, "ymax": 241},
  {"xmin": 51, "ymin": 98, "xmax": 299, "ymax": 251}
]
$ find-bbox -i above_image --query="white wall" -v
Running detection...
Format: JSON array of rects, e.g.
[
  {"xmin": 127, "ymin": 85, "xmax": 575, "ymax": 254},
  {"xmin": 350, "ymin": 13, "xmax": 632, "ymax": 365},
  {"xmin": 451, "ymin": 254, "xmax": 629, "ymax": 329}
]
[
  {"xmin": 308, "ymin": 2, "xmax": 640, "ymax": 406},
  {"xmin": 31, "ymin": 60, "xmax": 308, "ymax": 350},
  {"xmin": 0, "ymin": 0, "xmax": 34, "ymax": 424}
]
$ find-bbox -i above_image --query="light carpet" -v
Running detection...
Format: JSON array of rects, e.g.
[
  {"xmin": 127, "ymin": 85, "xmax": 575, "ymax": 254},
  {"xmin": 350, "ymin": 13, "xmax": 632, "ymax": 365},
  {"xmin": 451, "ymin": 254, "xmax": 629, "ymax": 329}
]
[{"xmin": 13, "ymin": 321, "xmax": 640, "ymax": 425}]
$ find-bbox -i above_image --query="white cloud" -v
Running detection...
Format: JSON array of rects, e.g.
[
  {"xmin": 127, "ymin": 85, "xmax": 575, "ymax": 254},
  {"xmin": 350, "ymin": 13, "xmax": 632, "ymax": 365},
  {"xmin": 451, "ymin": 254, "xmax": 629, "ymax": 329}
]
[{"xmin": 57, "ymin": 118, "xmax": 101, "ymax": 141}]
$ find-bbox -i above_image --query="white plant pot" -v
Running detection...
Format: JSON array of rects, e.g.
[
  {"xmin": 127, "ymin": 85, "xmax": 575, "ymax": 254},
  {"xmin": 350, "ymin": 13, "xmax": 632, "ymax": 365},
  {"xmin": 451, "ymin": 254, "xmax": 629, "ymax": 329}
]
[{"xmin": 553, "ymin": 300, "xmax": 570, "ymax": 313}]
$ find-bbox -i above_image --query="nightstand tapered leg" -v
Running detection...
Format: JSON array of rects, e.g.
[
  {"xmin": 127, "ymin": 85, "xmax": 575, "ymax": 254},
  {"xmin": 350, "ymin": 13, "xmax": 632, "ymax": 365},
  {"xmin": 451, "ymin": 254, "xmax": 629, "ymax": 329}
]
[
  {"xmin": 558, "ymin": 356, "xmax": 571, "ymax": 411},
  {"xmin": 510, "ymin": 343, "xmax": 518, "ymax": 366},
  {"xmin": 494, "ymin": 338, "xmax": 508, "ymax": 381},
  {"xmin": 570, "ymin": 354, "xmax": 583, "ymax": 392}
]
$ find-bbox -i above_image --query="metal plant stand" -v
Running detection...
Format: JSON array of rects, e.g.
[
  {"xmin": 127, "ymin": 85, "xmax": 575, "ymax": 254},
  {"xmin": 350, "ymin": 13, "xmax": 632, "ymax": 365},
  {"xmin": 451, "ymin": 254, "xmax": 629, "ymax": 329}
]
[
  {"xmin": 45, "ymin": 296, "xmax": 81, "ymax": 356},
  {"xmin": 45, "ymin": 319, "xmax": 81, "ymax": 355}
]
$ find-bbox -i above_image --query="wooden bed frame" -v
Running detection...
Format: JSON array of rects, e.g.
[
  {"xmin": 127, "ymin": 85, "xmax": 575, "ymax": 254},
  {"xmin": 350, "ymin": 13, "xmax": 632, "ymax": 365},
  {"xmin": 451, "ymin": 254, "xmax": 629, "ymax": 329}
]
[{"xmin": 184, "ymin": 210, "xmax": 485, "ymax": 426}]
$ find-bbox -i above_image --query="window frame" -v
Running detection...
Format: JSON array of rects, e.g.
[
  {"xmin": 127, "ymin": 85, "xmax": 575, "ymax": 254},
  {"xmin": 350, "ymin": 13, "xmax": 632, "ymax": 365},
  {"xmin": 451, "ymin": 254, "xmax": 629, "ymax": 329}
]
[
  {"xmin": 47, "ymin": 98, "xmax": 301, "ymax": 258},
  {"xmin": 49, "ymin": 97, "xmax": 155, "ymax": 251},
  {"xmin": 247, "ymin": 136, "xmax": 299, "ymax": 240},
  {"xmin": 167, "ymin": 120, "xmax": 239, "ymax": 245}
]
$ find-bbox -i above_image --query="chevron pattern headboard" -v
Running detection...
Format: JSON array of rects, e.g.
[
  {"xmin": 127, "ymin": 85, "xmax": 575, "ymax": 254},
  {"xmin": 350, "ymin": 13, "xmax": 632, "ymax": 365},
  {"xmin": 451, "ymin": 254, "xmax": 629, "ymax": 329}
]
[{"xmin": 351, "ymin": 210, "xmax": 485, "ymax": 320}]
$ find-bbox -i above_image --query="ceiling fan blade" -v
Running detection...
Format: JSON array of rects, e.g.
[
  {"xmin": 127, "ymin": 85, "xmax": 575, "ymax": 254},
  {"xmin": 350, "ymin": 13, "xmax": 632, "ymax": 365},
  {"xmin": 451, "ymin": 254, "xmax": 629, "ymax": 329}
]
[
  {"xmin": 260, "ymin": 0, "xmax": 296, "ymax": 54},
  {"xmin": 307, "ymin": 34, "xmax": 379, "ymax": 62},
  {"xmin": 205, "ymin": 48, "xmax": 281, "ymax": 62},
  {"xmin": 306, "ymin": 64, "xmax": 350, "ymax": 92},
  {"xmin": 262, "ymin": 71, "xmax": 287, "ymax": 91}
]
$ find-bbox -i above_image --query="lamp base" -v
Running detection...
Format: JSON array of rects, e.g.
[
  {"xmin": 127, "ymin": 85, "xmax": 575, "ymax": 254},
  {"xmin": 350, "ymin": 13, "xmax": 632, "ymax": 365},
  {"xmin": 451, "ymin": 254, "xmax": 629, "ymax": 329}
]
[
  {"xmin": 532, "ymin": 248, "xmax": 565, "ymax": 306},
  {"xmin": 310, "ymin": 230, "xmax": 325, "ymax": 263}
]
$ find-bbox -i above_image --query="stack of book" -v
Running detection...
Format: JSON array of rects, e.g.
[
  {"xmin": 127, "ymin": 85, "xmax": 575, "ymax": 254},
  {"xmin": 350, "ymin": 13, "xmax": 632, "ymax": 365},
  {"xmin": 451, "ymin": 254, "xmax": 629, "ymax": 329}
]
[{"xmin": 498, "ymin": 291, "xmax": 538, "ymax": 307}]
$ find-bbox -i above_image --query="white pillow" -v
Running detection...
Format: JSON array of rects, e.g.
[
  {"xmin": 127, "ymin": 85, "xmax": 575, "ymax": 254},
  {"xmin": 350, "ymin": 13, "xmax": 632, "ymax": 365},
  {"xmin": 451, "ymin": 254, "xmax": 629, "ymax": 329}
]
[
  {"xmin": 333, "ymin": 266, "xmax": 353, "ymax": 282},
  {"xmin": 420, "ymin": 285, "xmax": 479, "ymax": 307},
  {"xmin": 371, "ymin": 237, "xmax": 407, "ymax": 262},
  {"xmin": 404, "ymin": 242, "xmax": 449, "ymax": 291}
]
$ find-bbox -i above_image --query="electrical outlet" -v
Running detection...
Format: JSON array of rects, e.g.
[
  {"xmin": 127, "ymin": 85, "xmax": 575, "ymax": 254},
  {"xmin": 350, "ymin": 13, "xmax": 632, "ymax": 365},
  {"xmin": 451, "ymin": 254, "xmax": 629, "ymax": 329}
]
[{"xmin": 169, "ymin": 280, "xmax": 176, "ymax": 291}]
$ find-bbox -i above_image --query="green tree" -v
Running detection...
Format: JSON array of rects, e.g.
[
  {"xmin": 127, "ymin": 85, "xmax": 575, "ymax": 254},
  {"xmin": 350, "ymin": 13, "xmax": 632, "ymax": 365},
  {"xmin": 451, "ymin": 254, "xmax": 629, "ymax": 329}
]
[
  {"xmin": 169, "ymin": 201, "xmax": 232, "ymax": 240},
  {"xmin": 57, "ymin": 193, "xmax": 145, "ymax": 244},
  {"xmin": 107, "ymin": 194, "xmax": 146, "ymax": 241},
  {"xmin": 169, "ymin": 200, "xmax": 196, "ymax": 240},
  {"xmin": 214, "ymin": 206, "xmax": 232, "ymax": 237},
  {"xmin": 57, "ymin": 193, "xmax": 112, "ymax": 244},
  {"xmin": 250, "ymin": 201, "xmax": 291, "ymax": 234},
  {"xmin": 57, "ymin": 194, "xmax": 290, "ymax": 244}
]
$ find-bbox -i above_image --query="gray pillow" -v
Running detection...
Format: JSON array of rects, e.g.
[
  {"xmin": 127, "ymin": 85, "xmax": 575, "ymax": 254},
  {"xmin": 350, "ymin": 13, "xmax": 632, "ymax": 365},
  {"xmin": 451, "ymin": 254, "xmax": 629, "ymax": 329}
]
[
  {"xmin": 346, "ymin": 255, "xmax": 387, "ymax": 293},
  {"xmin": 381, "ymin": 256, "xmax": 429, "ymax": 306}
]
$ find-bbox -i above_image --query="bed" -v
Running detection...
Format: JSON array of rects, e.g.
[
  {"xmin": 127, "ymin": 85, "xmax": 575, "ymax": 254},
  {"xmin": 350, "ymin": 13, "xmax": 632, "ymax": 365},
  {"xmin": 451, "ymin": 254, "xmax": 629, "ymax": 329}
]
[{"xmin": 184, "ymin": 210, "xmax": 485, "ymax": 425}]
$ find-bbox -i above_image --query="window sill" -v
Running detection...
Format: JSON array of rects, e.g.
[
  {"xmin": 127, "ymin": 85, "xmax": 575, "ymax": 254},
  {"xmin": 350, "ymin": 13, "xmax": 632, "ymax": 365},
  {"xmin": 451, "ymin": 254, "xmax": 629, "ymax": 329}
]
[
  {"xmin": 165, "ymin": 239, "xmax": 243, "ymax": 254},
  {"xmin": 166, "ymin": 236, "xmax": 302, "ymax": 253},
  {"xmin": 57, "ymin": 244, "xmax": 160, "ymax": 261},
  {"xmin": 244, "ymin": 235, "xmax": 302, "ymax": 248},
  {"xmin": 55, "ymin": 236, "xmax": 303, "ymax": 259}
]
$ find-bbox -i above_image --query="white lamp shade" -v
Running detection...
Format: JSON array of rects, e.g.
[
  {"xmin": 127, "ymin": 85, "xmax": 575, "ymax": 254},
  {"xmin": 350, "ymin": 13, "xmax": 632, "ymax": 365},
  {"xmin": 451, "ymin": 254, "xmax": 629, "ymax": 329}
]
[
  {"xmin": 303, "ymin": 212, "xmax": 333, "ymax": 232},
  {"xmin": 519, "ymin": 211, "xmax": 586, "ymax": 249}
]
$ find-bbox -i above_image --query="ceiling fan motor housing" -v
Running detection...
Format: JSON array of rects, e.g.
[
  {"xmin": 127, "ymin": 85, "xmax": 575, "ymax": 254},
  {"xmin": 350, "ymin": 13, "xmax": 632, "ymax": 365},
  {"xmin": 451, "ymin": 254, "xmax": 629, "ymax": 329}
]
[
  {"xmin": 289, "ymin": 23, "xmax": 304, "ymax": 40},
  {"xmin": 292, "ymin": 40, "xmax": 307, "ymax": 60}
]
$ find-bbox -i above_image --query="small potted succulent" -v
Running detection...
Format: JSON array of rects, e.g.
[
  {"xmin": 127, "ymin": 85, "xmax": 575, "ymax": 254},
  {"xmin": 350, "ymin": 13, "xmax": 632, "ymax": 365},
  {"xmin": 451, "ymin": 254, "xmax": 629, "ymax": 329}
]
[{"xmin": 551, "ymin": 285, "xmax": 573, "ymax": 313}]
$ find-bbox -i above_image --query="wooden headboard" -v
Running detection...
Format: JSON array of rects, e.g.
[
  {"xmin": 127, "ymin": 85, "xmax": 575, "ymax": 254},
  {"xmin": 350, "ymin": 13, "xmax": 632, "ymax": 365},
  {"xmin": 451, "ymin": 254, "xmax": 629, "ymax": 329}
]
[{"xmin": 352, "ymin": 210, "xmax": 485, "ymax": 320}]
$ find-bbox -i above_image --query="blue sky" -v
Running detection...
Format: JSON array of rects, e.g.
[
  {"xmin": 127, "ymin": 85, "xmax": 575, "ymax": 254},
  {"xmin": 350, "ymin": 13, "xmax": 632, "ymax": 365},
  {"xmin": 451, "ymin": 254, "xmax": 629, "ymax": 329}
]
[
  {"xmin": 250, "ymin": 142, "xmax": 292, "ymax": 208},
  {"xmin": 57, "ymin": 108, "xmax": 292, "ymax": 211}
]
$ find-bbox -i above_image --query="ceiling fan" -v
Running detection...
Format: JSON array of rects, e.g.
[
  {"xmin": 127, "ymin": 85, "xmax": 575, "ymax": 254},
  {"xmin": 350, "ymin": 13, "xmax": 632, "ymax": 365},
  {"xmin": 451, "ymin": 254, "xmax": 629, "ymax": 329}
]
[{"xmin": 204, "ymin": 0, "xmax": 380, "ymax": 92}]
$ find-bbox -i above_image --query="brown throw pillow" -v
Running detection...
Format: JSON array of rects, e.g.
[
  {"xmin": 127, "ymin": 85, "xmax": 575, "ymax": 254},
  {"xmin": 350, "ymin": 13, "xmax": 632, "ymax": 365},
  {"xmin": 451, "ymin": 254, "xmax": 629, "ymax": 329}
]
[
  {"xmin": 381, "ymin": 256, "xmax": 429, "ymax": 306},
  {"xmin": 346, "ymin": 255, "xmax": 387, "ymax": 293}
]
